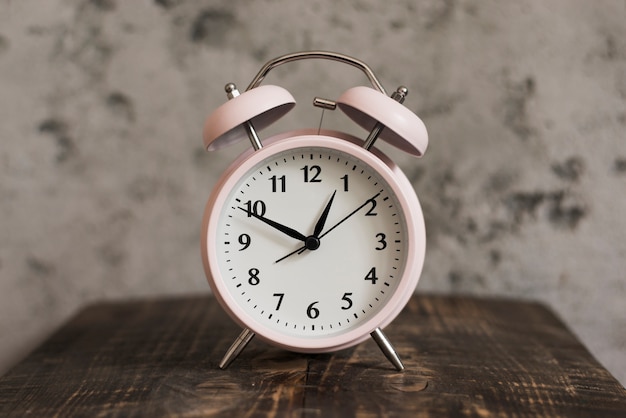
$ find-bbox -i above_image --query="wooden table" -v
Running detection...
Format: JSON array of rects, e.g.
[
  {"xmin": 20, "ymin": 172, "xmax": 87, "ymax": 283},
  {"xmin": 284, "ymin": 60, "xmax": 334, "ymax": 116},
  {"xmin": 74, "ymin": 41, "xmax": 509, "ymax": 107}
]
[{"xmin": 1, "ymin": 294, "xmax": 624, "ymax": 417}]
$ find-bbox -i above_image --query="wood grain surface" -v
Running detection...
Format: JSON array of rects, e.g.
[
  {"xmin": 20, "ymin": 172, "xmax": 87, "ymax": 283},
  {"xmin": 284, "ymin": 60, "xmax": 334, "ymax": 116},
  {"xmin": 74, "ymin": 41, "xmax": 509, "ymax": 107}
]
[{"xmin": 1, "ymin": 294, "xmax": 624, "ymax": 417}]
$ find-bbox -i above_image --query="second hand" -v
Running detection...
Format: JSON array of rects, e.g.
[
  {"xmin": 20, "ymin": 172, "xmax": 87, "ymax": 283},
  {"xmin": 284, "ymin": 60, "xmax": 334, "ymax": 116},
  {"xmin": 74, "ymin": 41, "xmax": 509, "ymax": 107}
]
[{"xmin": 274, "ymin": 191, "xmax": 381, "ymax": 263}]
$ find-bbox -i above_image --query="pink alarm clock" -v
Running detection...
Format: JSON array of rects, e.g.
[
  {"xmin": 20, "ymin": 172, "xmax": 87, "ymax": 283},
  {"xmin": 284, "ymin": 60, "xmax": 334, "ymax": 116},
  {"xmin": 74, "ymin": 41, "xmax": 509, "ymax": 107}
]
[{"xmin": 200, "ymin": 51, "xmax": 428, "ymax": 370}]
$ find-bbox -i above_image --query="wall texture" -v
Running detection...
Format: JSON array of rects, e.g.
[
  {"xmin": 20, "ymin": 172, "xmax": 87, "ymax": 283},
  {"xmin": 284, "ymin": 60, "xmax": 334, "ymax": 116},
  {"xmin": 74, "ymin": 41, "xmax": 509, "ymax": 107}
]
[{"xmin": 1, "ymin": 0, "xmax": 624, "ymax": 384}]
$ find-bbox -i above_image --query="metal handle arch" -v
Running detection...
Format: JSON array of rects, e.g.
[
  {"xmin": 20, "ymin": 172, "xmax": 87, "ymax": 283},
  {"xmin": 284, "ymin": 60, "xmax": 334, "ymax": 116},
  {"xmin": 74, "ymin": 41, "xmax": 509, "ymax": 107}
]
[{"xmin": 245, "ymin": 50, "xmax": 388, "ymax": 95}]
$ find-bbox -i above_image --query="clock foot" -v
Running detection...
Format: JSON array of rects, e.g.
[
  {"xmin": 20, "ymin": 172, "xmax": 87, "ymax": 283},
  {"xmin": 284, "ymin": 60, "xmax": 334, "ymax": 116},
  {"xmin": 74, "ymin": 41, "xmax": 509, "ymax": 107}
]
[
  {"xmin": 219, "ymin": 328, "xmax": 255, "ymax": 369},
  {"xmin": 370, "ymin": 327, "xmax": 405, "ymax": 372}
]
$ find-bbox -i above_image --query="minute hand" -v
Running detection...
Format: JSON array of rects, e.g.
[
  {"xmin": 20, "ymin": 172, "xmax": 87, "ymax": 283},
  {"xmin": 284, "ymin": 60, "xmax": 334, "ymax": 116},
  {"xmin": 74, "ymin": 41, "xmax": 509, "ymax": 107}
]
[
  {"xmin": 238, "ymin": 207, "xmax": 306, "ymax": 241},
  {"xmin": 313, "ymin": 190, "xmax": 337, "ymax": 237},
  {"xmin": 318, "ymin": 192, "xmax": 381, "ymax": 239}
]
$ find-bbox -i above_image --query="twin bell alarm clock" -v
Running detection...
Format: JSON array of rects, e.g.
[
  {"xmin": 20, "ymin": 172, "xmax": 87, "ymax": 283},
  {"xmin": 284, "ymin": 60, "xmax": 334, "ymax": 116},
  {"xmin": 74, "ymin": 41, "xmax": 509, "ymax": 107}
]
[{"xmin": 200, "ymin": 51, "xmax": 428, "ymax": 371}]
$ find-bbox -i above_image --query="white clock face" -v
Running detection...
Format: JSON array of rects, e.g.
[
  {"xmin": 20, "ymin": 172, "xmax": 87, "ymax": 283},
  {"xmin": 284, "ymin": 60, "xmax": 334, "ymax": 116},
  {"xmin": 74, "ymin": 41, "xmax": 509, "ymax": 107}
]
[{"xmin": 204, "ymin": 135, "xmax": 423, "ymax": 350}]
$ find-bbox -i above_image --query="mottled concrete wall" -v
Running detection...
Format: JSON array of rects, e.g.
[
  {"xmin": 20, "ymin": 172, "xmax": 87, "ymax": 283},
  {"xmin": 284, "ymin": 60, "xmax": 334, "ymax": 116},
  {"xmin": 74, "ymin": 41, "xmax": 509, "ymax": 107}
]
[{"xmin": 1, "ymin": 0, "xmax": 624, "ymax": 383}]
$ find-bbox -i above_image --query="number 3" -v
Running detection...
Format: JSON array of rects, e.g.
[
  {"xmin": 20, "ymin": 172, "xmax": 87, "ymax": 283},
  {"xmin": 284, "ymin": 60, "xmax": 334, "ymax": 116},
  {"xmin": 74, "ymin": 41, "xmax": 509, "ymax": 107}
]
[{"xmin": 375, "ymin": 233, "xmax": 387, "ymax": 250}]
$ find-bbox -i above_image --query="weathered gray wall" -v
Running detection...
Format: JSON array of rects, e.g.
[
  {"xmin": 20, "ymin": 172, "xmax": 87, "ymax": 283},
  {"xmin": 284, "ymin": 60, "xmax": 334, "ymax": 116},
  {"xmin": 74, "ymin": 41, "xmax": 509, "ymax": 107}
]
[{"xmin": 1, "ymin": 0, "xmax": 624, "ymax": 384}]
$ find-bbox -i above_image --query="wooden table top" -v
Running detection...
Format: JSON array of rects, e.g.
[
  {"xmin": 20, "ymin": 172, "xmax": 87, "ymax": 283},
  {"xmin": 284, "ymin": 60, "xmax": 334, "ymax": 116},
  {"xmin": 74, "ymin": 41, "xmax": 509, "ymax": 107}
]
[{"xmin": 1, "ymin": 294, "xmax": 624, "ymax": 417}]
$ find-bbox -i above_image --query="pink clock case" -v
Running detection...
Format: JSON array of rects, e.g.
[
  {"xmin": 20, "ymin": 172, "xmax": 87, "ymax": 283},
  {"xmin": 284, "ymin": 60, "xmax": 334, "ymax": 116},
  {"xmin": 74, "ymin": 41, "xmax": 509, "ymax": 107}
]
[{"xmin": 201, "ymin": 132, "xmax": 426, "ymax": 353}]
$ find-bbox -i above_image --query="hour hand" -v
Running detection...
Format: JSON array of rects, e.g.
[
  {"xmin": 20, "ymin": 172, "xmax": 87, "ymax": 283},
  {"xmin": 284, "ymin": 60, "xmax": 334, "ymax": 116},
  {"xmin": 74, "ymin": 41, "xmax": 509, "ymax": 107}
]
[{"xmin": 238, "ymin": 207, "xmax": 306, "ymax": 242}]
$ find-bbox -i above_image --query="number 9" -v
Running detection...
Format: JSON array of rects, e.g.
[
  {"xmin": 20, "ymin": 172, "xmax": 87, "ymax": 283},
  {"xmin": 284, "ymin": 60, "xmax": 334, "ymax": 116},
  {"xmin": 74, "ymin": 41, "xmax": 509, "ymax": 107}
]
[{"xmin": 238, "ymin": 233, "xmax": 251, "ymax": 251}]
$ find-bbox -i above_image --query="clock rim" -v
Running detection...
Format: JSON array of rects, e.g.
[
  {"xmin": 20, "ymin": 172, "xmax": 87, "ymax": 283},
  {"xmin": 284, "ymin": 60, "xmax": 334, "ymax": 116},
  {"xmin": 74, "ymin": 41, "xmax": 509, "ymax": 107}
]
[{"xmin": 201, "ymin": 131, "xmax": 425, "ymax": 353}]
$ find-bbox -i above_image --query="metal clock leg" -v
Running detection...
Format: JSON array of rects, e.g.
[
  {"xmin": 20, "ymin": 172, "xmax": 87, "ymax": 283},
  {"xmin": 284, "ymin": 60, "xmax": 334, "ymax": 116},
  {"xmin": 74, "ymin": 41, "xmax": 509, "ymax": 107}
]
[
  {"xmin": 370, "ymin": 327, "xmax": 405, "ymax": 371},
  {"xmin": 219, "ymin": 328, "xmax": 255, "ymax": 369}
]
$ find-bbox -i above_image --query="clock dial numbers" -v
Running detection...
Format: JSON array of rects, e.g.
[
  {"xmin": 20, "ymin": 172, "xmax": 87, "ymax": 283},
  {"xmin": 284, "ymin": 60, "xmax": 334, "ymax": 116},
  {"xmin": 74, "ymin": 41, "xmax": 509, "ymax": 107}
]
[
  {"xmin": 301, "ymin": 165, "xmax": 322, "ymax": 183},
  {"xmin": 340, "ymin": 174, "xmax": 349, "ymax": 192},
  {"xmin": 248, "ymin": 268, "xmax": 261, "ymax": 286},
  {"xmin": 273, "ymin": 293, "xmax": 284, "ymax": 310},
  {"xmin": 269, "ymin": 175, "xmax": 286, "ymax": 193},
  {"xmin": 238, "ymin": 233, "xmax": 251, "ymax": 251},
  {"xmin": 215, "ymin": 145, "xmax": 409, "ymax": 339},
  {"xmin": 364, "ymin": 267, "xmax": 378, "ymax": 285},
  {"xmin": 243, "ymin": 200, "xmax": 266, "ymax": 217},
  {"xmin": 364, "ymin": 197, "xmax": 378, "ymax": 216},
  {"xmin": 306, "ymin": 302, "xmax": 320, "ymax": 319},
  {"xmin": 341, "ymin": 292, "xmax": 353, "ymax": 310},
  {"xmin": 375, "ymin": 233, "xmax": 387, "ymax": 250}
]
